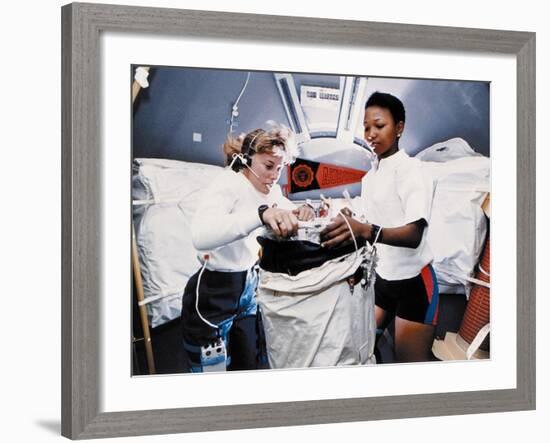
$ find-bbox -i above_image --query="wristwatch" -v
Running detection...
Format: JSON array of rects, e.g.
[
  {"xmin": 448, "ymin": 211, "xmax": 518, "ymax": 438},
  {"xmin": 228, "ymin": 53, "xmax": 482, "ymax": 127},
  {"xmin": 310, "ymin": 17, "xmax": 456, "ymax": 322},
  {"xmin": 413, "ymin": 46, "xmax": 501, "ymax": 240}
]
[
  {"xmin": 258, "ymin": 204, "xmax": 269, "ymax": 225},
  {"xmin": 370, "ymin": 224, "xmax": 383, "ymax": 243}
]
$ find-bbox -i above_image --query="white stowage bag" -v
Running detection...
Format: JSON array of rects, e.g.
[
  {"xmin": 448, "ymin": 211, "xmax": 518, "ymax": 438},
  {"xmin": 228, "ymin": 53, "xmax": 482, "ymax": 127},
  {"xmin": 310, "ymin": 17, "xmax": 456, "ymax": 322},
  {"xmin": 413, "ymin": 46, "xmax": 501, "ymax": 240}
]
[
  {"xmin": 419, "ymin": 152, "xmax": 490, "ymax": 296},
  {"xmin": 132, "ymin": 158, "xmax": 224, "ymax": 327},
  {"xmin": 415, "ymin": 137, "xmax": 483, "ymax": 162},
  {"xmin": 257, "ymin": 249, "xmax": 376, "ymax": 369}
]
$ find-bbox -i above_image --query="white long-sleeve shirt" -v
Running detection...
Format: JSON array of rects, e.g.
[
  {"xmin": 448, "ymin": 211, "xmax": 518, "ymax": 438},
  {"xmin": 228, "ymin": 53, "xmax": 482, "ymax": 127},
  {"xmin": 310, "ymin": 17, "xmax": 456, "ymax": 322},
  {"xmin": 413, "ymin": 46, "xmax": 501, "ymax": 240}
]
[
  {"xmin": 362, "ymin": 150, "xmax": 434, "ymax": 280},
  {"xmin": 191, "ymin": 168, "xmax": 295, "ymax": 272}
]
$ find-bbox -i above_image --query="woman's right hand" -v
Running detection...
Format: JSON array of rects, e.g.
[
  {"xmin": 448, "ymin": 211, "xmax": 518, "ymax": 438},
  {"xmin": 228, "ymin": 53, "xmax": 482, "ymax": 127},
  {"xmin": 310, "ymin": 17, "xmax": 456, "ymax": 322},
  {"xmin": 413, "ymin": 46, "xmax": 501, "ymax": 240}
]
[{"xmin": 262, "ymin": 208, "xmax": 299, "ymax": 237}]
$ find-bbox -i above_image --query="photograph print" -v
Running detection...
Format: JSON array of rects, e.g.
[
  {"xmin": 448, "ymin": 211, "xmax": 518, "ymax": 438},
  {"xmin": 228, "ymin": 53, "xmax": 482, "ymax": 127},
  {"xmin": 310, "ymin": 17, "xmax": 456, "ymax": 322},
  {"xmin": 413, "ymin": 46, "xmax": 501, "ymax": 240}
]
[{"xmin": 130, "ymin": 65, "xmax": 491, "ymax": 375}]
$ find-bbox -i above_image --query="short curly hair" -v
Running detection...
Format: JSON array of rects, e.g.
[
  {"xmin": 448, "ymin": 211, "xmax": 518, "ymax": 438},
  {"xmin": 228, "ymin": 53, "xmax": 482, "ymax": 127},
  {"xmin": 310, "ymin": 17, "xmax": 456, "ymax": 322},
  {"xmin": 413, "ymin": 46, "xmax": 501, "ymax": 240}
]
[{"xmin": 365, "ymin": 91, "xmax": 406, "ymax": 124}]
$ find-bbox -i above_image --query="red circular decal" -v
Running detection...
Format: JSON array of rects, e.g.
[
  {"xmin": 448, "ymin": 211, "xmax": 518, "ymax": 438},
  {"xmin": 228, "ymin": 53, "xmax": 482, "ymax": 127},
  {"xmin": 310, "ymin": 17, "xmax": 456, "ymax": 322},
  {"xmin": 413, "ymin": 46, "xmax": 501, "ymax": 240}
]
[{"xmin": 292, "ymin": 164, "xmax": 315, "ymax": 188}]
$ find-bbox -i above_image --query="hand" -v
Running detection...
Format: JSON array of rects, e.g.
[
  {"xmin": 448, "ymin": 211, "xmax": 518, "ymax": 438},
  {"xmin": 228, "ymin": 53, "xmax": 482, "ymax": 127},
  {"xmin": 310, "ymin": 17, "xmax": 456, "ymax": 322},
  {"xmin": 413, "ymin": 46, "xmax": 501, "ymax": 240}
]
[
  {"xmin": 262, "ymin": 207, "xmax": 299, "ymax": 238},
  {"xmin": 340, "ymin": 207, "xmax": 353, "ymax": 217},
  {"xmin": 292, "ymin": 205, "xmax": 315, "ymax": 221},
  {"xmin": 320, "ymin": 213, "xmax": 367, "ymax": 248}
]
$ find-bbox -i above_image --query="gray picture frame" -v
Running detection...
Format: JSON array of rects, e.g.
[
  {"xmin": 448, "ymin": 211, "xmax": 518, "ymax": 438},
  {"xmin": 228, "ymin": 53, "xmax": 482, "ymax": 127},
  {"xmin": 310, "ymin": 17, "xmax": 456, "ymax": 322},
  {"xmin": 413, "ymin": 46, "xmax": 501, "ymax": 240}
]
[{"xmin": 61, "ymin": 2, "xmax": 536, "ymax": 439}]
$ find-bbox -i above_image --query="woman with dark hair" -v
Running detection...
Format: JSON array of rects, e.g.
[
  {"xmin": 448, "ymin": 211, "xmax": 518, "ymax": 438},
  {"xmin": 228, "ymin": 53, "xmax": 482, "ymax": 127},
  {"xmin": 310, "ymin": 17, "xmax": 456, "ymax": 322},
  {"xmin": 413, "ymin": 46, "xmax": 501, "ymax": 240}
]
[
  {"xmin": 321, "ymin": 92, "xmax": 438, "ymax": 363},
  {"xmin": 181, "ymin": 125, "xmax": 314, "ymax": 372}
]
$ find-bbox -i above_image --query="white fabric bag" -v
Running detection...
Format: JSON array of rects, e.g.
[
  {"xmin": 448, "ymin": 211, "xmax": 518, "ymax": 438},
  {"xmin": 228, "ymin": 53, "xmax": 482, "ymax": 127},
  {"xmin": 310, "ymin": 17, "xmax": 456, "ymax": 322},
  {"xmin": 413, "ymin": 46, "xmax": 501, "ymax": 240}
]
[
  {"xmin": 415, "ymin": 137, "xmax": 483, "ymax": 162},
  {"xmin": 132, "ymin": 158, "xmax": 224, "ymax": 327},
  {"xmin": 420, "ymin": 156, "xmax": 490, "ymax": 295},
  {"xmin": 257, "ymin": 248, "xmax": 376, "ymax": 369}
]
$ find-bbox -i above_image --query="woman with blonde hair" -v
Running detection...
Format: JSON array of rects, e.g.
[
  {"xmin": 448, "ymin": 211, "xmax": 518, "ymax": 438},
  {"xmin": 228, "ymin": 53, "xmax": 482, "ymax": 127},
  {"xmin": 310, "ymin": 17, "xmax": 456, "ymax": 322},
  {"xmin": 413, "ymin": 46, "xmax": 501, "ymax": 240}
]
[{"xmin": 181, "ymin": 124, "xmax": 314, "ymax": 372}]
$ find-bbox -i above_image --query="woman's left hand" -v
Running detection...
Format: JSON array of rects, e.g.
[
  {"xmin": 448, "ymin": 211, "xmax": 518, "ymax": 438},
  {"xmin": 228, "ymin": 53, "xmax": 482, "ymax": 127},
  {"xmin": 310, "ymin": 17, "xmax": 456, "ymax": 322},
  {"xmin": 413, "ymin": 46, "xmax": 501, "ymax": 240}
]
[
  {"xmin": 320, "ymin": 213, "xmax": 367, "ymax": 248},
  {"xmin": 262, "ymin": 207, "xmax": 299, "ymax": 237},
  {"xmin": 293, "ymin": 205, "xmax": 315, "ymax": 221}
]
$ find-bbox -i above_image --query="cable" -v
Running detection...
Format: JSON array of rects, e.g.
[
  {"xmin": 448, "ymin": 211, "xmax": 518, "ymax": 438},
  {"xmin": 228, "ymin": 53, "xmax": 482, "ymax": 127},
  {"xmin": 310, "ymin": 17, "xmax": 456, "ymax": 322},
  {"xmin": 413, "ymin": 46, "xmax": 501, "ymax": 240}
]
[
  {"xmin": 229, "ymin": 72, "xmax": 251, "ymax": 134},
  {"xmin": 338, "ymin": 209, "xmax": 359, "ymax": 253},
  {"xmin": 338, "ymin": 209, "xmax": 377, "ymax": 291},
  {"xmin": 195, "ymin": 254, "xmax": 219, "ymax": 330}
]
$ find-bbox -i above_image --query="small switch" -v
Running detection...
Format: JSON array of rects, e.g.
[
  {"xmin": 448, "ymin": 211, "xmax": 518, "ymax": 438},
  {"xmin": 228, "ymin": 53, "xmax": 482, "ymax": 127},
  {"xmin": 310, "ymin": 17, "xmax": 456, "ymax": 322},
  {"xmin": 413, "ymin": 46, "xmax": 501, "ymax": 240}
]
[{"xmin": 193, "ymin": 132, "xmax": 202, "ymax": 142}]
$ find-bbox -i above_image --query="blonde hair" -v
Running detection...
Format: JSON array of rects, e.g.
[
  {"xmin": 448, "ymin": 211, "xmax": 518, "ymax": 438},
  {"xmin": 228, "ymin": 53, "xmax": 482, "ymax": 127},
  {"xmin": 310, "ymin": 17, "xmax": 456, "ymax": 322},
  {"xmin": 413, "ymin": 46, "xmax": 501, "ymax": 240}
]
[{"xmin": 223, "ymin": 124, "xmax": 299, "ymax": 171}]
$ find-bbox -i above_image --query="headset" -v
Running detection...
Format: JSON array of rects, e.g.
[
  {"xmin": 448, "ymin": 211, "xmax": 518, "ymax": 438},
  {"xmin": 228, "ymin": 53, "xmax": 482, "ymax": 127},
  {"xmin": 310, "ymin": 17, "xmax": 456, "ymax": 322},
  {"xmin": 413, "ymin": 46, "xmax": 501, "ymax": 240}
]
[{"xmin": 229, "ymin": 130, "xmax": 263, "ymax": 178}]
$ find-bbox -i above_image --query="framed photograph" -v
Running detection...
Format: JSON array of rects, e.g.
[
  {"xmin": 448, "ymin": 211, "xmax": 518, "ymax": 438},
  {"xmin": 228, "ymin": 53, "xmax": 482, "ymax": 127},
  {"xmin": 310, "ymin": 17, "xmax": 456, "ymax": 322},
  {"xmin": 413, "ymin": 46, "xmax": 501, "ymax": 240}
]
[{"xmin": 62, "ymin": 2, "xmax": 535, "ymax": 439}]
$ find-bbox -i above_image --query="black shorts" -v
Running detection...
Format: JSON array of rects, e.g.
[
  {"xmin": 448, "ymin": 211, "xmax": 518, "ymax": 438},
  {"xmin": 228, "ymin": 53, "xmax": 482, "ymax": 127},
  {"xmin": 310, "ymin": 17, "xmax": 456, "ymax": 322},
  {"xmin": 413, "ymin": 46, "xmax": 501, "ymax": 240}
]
[{"xmin": 374, "ymin": 265, "xmax": 439, "ymax": 326}]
